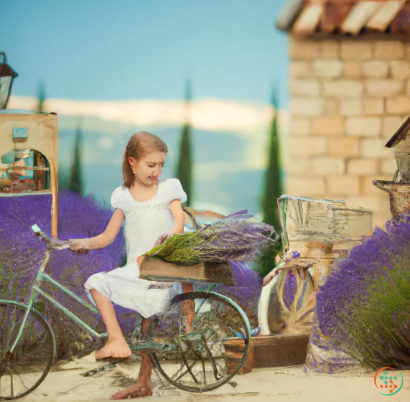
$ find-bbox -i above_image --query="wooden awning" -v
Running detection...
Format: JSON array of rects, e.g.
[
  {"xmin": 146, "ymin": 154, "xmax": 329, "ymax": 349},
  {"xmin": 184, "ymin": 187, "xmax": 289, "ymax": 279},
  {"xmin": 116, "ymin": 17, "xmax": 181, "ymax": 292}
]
[{"xmin": 277, "ymin": 0, "xmax": 410, "ymax": 37}]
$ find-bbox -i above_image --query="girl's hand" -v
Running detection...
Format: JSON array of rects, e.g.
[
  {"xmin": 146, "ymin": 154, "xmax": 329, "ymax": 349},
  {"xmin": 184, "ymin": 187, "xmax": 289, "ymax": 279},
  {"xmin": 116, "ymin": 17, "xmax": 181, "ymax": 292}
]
[
  {"xmin": 166, "ymin": 229, "xmax": 177, "ymax": 238},
  {"xmin": 69, "ymin": 239, "xmax": 90, "ymax": 254},
  {"xmin": 153, "ymin": 229, "xmax": 178, "ymax": 248},
  {"xmin": 153, "ymin": 234, "xmax": 166, "ymax": 248},
  {"xmin": 153, "ymin": 232, "xmax": 170, "ymax": 248}
]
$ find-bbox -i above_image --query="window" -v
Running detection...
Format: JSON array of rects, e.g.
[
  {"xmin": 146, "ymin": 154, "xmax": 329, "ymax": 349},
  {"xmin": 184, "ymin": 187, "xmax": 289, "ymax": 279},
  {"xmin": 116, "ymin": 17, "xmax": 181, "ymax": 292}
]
[{"xmin": 0, "ymin": 149, "xmax": 50, "ymax": 193}]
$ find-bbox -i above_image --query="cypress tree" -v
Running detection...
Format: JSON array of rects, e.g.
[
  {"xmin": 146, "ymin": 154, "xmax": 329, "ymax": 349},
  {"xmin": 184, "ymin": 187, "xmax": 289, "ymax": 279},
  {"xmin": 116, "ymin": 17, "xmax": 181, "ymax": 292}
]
[
  {"xmin": 175, "ymin": 79, "xmax": 193, "ymax": 206},
  {"xmin": 257, "ymin": 89, "xmax": 283, "ymax": 276},
  {"xmin": 37, "ymin": 81, "xmax": 46, "ymax": 112},
  {"xmin": 68, "ymin": 120, "xmax": 84, "ymax": 194}
]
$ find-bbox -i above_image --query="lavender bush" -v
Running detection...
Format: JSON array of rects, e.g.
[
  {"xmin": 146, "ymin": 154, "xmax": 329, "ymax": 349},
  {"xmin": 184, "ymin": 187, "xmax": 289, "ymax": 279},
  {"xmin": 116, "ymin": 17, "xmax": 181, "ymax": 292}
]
[
  {"xmin": 0, "ymin": 192, "xmax": 263, "ymax": 359},
  {"xmin": 315, "ymin": 215, "xmax": 410, "ymax": 370},
  {"xmin": 0, "ymin": 194, "xmax": 51, "ymax": 303},
  {"xmin": 0, "ymin": 191, "xmax": 128, "ymax": 357}
]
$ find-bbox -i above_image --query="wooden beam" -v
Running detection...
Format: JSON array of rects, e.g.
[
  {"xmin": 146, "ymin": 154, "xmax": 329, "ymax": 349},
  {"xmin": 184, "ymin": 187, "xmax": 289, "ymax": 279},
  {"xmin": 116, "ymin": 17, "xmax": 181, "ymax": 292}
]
[
  {"xmin": 366, "ymin": 1, "xmax": 405, "ymax": 31},
  {"xmin": 341, "ymin": 2, "xmax": 382, "ymax": 35},
  {"xmin": 391, "ymin": 1, "xmax": 410, "ymax": 35},
  {"xmin": 0, "ymin": 166, "xmax": 50, "ymax": 171},
  {"xmin": 293, "ymin": 4, "xmax": 324, "ymax": 35},
  {"xmin": 320, "ymin": 2, "xmax": 354, "ymax": 33},
  {"xmin": 290, "ymin": 32, "xmax": 410, "ymax": 41},
  {"xmin": 276, "ymin": 0, "xmax": 305, "ymax": 31},
  {"xmin": 385, "ymin": 116, "xmax": 410, "ymax": 148}
]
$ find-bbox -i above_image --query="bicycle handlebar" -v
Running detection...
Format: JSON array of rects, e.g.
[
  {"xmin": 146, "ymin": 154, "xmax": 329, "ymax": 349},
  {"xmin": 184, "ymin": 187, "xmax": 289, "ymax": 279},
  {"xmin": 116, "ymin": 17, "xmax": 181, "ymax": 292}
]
[{"xmin": 31, "ymin": 224, "xmax": 87, "ymax": 252}]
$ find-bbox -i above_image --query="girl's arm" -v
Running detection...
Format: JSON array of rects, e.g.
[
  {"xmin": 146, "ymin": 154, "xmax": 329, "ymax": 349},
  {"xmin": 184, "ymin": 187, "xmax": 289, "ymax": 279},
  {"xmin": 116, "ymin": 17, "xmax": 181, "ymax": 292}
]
[
  {"xmin": 149, "ymin": 200, "xmax": 185, "ymax": 251},
  {"xmin": 169, "ymin": 199, "xmax": 185, "ymax": 234},
  {"xmin": 137, "ymin": 200, "xmax": 185, "ymax": 266},
  {"xmin": 70, "ymin": 209, "xmax": 124, "ymax": 251}
]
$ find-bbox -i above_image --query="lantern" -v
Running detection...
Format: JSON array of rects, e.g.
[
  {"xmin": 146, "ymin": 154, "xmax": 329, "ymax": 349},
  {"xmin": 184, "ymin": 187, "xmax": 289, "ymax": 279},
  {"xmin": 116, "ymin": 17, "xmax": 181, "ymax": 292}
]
[{"xmin": 0, "ymin": 52, "xmax": 18, "ymax": 109}]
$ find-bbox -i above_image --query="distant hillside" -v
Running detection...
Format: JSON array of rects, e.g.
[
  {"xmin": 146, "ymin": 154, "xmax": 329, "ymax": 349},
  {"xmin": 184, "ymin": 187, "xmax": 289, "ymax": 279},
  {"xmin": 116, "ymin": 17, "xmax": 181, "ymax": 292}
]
[{"xmin": 7, "ymin": 96, "xmax": 288, "ymax": 217}]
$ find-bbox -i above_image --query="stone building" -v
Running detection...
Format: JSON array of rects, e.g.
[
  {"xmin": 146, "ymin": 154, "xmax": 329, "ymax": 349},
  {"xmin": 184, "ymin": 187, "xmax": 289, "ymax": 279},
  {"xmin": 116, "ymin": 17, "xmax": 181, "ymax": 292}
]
[{"xmin": 277, "ymin": 0, "xmax": 410, "ymax": 227}]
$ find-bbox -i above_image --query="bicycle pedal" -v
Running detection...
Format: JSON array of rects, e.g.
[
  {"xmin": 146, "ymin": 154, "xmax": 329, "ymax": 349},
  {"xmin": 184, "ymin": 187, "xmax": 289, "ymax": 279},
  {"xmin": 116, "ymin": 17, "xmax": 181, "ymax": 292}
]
[
  {"xmin": 82, "ymin": 364, "xmax": 117, "ymax": 377},
  {"xmin": 96, "ymin": 356, "xmax": 130, "ymax": 364}
]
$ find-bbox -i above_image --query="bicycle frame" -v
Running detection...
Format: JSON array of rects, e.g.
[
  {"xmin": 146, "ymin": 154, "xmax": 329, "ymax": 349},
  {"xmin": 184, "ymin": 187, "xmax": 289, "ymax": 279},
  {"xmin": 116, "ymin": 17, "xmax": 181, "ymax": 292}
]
[
  {"xmin": 32, "ymin": 249, "xmax": 107, "ymax": 338},
  {"xmin": 1, "ymin": 254, "xmax": 223, "ymax": 355},
  {"xmin": 2, "ymin": 224, "xmax": 249, "ymax": 358}
]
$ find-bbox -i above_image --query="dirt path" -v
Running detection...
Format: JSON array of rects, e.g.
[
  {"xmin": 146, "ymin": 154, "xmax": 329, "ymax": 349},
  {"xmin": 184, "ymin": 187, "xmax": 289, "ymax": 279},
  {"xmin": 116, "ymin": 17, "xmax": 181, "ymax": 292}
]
[{"xmin": 18, "ymin": 354, "xmax": 410, "ymax": 402}]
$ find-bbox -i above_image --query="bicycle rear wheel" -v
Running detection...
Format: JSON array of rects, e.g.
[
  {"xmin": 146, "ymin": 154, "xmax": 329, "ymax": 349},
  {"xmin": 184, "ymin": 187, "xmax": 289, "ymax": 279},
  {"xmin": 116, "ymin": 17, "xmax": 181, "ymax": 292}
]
[
  {"xmin": 150, "ymin": 291, "xmax": 250, "ymax": 392},
  {"xmin": 0, "ymin": 300, "xmax": 55, "ymax": 400}
]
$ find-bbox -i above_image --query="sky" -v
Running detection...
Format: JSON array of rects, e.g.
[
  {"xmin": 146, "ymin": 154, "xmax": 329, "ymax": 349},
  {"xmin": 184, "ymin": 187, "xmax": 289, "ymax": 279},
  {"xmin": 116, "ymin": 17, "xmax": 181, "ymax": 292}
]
[{"xmin": 1, "ymin": 0, "xmax": 290, "ymax": 107}]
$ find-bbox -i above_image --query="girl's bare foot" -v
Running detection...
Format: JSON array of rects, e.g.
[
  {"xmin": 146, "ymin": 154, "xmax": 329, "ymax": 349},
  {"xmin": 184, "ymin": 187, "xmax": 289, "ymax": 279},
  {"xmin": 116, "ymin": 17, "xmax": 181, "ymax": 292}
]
[
  {"xmin": 95, "ymin": 337, "xmax": 131, "ymax": 360},
  {"xmin": 110, "ymin": 382, "xmax": 152, "ymax": 400}
]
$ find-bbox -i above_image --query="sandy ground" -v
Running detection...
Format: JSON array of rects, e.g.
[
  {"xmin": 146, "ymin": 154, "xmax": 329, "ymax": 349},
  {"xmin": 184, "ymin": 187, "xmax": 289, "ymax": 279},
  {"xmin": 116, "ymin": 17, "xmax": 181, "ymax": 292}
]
[{"xmin": 17, "ymin": 354, "xmax": 410, "ymax": 402}]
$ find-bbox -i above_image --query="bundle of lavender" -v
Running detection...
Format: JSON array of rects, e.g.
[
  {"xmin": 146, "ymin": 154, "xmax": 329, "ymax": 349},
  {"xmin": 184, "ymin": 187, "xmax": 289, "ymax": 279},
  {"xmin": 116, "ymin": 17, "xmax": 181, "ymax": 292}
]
[{"xmin": 143, "ymin": 210, "xmax": 278, "ymax": 265}]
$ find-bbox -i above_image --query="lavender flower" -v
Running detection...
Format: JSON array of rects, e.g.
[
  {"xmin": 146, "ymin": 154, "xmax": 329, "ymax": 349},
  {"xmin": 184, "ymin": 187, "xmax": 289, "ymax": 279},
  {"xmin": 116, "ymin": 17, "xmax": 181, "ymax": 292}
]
[{"xmin": 283, "ymin": 270, "xmax": 297, "ymax": 311}]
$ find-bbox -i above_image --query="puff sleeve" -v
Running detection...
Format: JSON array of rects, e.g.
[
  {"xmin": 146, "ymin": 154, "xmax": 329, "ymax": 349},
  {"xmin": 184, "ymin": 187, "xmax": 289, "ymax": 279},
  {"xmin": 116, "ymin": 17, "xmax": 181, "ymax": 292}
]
[
  {"xmin": 167, "ymin": 178, "xmax": 187, "ymax": 205},
  {"xmin": 111, "ymin": 186, "xmax": 127, "ymax": 213}
]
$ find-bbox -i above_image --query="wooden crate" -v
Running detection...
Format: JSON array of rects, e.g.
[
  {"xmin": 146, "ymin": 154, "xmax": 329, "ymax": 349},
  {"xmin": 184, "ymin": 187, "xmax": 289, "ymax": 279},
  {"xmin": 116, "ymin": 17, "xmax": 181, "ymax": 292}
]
[
  {"xmin": 224, "ymin": 334, "xmax": 309, "ymax": 373},
  {"xmin": 139, "ymin": 256, "xmax": 235, "ymax": 286}
]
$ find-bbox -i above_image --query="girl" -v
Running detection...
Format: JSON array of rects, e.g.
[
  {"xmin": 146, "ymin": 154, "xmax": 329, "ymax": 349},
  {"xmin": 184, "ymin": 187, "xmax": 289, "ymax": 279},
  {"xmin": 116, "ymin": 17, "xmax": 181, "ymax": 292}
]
[{"xmin": 70, "ymin": 131, "xmax": 187, "ymax": 364}]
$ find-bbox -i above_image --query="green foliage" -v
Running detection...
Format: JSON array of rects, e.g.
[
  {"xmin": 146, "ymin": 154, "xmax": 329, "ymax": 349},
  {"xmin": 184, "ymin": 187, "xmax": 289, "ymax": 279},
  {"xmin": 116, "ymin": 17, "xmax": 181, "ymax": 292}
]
[
  {"xmin": 37, "ymin": 81, "xmax": 46, "ymax": 112},
  {"xmin": 252, "ymin": 238, "xmax": 282, "ymax": 276},
  {"xmin": 257, "ymin": 89, "xmax": 283, "ymax": 277},
  {"xmin": 145, "ymin": 232, "xmax": 196, "ymax": 264},
  {"xmin": 68, "ymin": 122, "xmax": 84, "ymax": 194}
]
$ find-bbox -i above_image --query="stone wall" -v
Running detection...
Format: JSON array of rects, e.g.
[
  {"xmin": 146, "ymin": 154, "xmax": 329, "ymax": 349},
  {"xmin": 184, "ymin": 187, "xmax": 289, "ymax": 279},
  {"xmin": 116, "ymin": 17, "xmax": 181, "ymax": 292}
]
[{"xmin": 287, "ymin": 38, "xmax": 410, "ymax": 228}]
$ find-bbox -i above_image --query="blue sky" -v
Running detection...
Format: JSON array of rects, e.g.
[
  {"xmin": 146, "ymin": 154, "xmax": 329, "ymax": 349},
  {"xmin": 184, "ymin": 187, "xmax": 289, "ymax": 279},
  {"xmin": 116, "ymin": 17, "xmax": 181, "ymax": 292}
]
[{"xmin": 2, "ymin": 0, "xmax": 289, "ymax": 106}]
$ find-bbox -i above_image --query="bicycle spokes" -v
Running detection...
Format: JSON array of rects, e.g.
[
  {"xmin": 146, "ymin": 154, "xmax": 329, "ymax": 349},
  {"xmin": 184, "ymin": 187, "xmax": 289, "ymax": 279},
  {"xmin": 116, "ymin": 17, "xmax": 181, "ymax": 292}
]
[{"xmin": 0, "ymin": 302, "xmax": 55, "ymax": 399}]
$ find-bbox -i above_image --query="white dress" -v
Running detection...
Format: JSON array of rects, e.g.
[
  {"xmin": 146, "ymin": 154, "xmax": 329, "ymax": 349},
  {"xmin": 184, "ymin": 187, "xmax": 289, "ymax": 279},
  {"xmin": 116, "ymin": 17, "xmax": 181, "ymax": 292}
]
[{"xmin": 84, "ymin": 178, "xmax": 187, "ymax": 318}]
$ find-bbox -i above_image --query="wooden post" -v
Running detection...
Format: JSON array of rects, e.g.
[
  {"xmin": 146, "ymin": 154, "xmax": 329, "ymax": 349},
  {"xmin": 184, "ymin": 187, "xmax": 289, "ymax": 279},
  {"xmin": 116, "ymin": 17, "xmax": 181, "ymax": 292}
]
[
  {"xmin": 224, "ymin": 339, "xmax": 254, "ymax": 374},
  {"xmin": 50, "ymin": 159, "xmax": 58, "ymax": 238}
]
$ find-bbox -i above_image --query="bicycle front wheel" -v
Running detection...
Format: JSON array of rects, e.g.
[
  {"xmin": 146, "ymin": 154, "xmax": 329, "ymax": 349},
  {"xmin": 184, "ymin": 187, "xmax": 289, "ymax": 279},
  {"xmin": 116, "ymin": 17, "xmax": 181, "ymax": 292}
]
[{"xmin": 0, "ymin": 300, "xmax": 55, "ymax": 400}]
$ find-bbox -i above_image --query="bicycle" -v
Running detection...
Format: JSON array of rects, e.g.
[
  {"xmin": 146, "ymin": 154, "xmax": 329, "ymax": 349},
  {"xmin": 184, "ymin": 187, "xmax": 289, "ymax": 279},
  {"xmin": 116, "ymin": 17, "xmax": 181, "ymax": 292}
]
[{"xmin": 0, "ymin": 224, "xmax": 251, "ymax": 399}]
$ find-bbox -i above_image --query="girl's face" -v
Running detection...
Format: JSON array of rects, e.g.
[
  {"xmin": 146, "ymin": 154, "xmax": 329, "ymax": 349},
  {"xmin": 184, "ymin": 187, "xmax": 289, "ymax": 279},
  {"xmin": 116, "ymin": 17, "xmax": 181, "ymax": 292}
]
[{"xmin": 129, "ymin": 151, "xmax": 167, "ymax": 185}]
